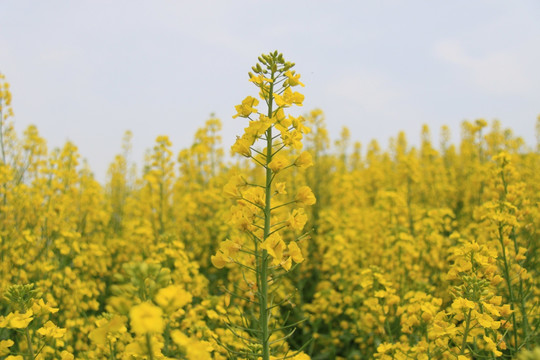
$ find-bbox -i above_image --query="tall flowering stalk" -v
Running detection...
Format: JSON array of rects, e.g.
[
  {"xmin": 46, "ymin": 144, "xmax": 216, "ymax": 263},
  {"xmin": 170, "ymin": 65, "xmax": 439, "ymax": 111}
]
[{"xmin": 212, "ymin": 51, "xmax": 314, "ymax": 359}]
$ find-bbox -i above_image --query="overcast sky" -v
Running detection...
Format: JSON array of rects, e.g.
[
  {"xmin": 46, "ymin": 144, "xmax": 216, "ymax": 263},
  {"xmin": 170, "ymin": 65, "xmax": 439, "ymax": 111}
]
[{"xmin": 1, "ymin": 1, "xmax": 539, "ymax": 182}]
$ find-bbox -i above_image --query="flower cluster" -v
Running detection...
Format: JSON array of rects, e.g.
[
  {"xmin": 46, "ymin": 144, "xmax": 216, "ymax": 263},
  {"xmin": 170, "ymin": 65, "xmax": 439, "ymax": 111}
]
[{"xmin": 212, "ymin": 51, "xmax": 314, "ymax": 360}]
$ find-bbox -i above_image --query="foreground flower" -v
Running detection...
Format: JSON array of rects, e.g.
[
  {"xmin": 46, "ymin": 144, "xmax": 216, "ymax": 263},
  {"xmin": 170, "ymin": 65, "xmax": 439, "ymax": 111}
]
[
  {"xmin": 129, "ymin": 302, "xmax": 164, "ymax": 335},
  {"xmin": 37, "ymin": 320, "xmax": 66, "ymax": 338},
  {"xmin": 295, "ymin": 186, "xmax": 316, "ymax": 206},
  {"xmin": 155, "ymin": 285, "xmax": 193, "ymax": 313},
  {"xmin": 0, "ymin": 310, "xmax": 34, "ymax": 329},
  {"xmin": 89, "ymin": 315, "xmax": 127, "ymax": 346},
  {"xmin": 0, "ymin": 339, "xmax": 14, "ymax": 356},
  {"xmin": 171, "ymin": 330, "xmax": 213, "ymax": 360}
]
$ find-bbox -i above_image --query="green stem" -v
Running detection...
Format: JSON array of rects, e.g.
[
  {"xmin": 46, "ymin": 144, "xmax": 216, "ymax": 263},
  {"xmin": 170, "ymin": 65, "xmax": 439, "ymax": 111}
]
[
  {"xmin": 25, "ymin": 328, "xmax": 35, "ymax": 360},
  {"xmin": 511, "ymin": 227, "xmax": 530, "ymax": 347},
  {"xmin": 425, "ymin": 327, "xmax": 432, "ymax": 360},
  {"xmin": 501, "ymin": 160, "xmax": 530, "ymax": 348},
  {"xmin": 498, "ymin": 223, "xmax": 519, "ymax": 352},
  {"xmin": 108, "ymin": 339, "xmax": 116, "ymax": 360},
  {"xmin": 259, "ymin": 68, "xmax": 276, "ymax": 360},
  {"xmin": 146, "ymin": 333, "xmax": 155, "ymax": 360},
  {"xmin": 460, "ymin": 309, "xmax": 472, "ymax": 355}
]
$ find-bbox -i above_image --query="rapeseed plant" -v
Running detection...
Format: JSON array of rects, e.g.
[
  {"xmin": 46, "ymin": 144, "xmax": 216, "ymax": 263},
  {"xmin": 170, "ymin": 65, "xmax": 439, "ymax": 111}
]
[{"xmin": 211, "ymin": 51, "xmax": 314, "ymax": 360}]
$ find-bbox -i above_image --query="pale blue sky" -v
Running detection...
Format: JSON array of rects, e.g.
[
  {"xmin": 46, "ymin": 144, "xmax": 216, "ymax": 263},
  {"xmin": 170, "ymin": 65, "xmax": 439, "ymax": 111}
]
[{"xmin": 1, "ymin": 1, "xmax": 539, "ymax": 181}]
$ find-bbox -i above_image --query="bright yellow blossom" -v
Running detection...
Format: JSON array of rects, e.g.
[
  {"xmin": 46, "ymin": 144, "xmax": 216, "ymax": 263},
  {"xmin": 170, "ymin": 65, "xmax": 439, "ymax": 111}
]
[
  {"xmin": 89, "ymin": 315, "xmax": 127, "ymax": 346},
  {"xmin": 294, "ymin": 151, "xmax": 313, "ymax": 169},
  {"xmin": 288, "ymin": 241, "xmax": 304, "ymax": 264},
  {"xmin": 0, "ymin": 339, "xmax": 14, "ymax": 356},
  {"xmin": 233, "ymin": 96, "xmax": 259, "ymax": 118},
  {"xmin": 287, "ymin": 208, "xmax": 308, "ymax": 230},
  {"xmin": 261, "ymin": 233, "xmax": 286, "ymax": 263},
  {"xmin": 37, "ymin": 320, "xmax": 66, "ymax": 338},
  {"xmin": 0, "ymin": 310, "xmax": 34, "ymax": 329},
  {"xmin": 60, "ymin": 351, "xmax": 74, "ymax": 360},
  {"xmin": 275, "ymin": 182, "xmax": 287, "ymax": 194},
  {"xmin": 274, "ymin": 87, "xmax": 304, "ymax": 107},
  {"xmin": 231, "ymin": 136, "xmax": 252, "ymax": 157},
  {"xmin": 129, "ymin": 302, "xmax": 164, "ymax": 335},
  {"xmin": 155, "ymin": 285, "xmax": 193, "ymax": 313},
  {"xmin": 295, "ymin": 186, "xmax": 316, "ymax": 206},
  {"xmin": 268, "ymin": 153, "xmax": 289, "ymax": 173},
  {"xmin": 211, "ymin": 251, "xmax": 229, "ymax": 269},
  {"xmin": 171, "ymin": 330, "xmax": 213, "ymax": 360},
  {"xmin": 284, "ymin": 71, "xmax": 305, "ymax": 87}
]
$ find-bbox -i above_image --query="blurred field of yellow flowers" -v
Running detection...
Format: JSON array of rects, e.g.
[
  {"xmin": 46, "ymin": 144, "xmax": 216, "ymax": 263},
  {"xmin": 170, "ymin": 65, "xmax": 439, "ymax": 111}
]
[{"xmin": 0, "ymin": 53, "xmax": 539, "ymax": 359}]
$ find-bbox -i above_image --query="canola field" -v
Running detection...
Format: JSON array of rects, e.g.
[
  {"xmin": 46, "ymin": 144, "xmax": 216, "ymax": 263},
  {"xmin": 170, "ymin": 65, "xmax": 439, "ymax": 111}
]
[{"xmin": 0, "ymin": 53, "xmax": 539, "ymax": 360}]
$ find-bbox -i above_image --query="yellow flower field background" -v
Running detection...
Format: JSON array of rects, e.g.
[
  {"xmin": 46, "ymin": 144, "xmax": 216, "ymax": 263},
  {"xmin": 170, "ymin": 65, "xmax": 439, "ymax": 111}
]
[{"xmin": 0, "ymin": 53, "xmax": 539, "ymax": 359}]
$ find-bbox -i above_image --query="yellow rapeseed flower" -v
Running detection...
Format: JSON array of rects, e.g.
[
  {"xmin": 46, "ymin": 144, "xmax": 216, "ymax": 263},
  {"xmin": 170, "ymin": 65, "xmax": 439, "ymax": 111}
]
[
  {"xmin": 274, "ymin": 87, "xmax": 304, "ymax": 107},
  {"xmin": 261, "ymin": 233, "xmax": 286, "ymax": 263},
  {"xmin": 0, "ymin": 310, "xmax": 34, "ymax": 329},
  {"xmin": 288, "ymin": 241, "xmax": 304, "ymax": 264},
  {"xmin": 268, "ymin": 154, "xmax": 289, "ymax": 173},
  {"xmin": 211, "ymin": 251, "xmax": 229, "ymax": 269},
  {"xmin": 287, "ymin": 208, "xmax": 308, "ymax": 231},
  {"xmin": 129, "ymin": 302, "xmax": 164, "ymax": 335},
  {"xmin": 295, "ymin": 186, "xmax": 316, "ymax": 206},
  {"xmin": 37, "ymin": 320, "xmax": 66, "ymax": 338},
  {"xmin": 155, "ymin": 285, "xmax": 192, "ymax": 313},
  {"xmin": 5, "ymin": 356, "xmax": 24, "ymax": 360},
  {"xmin": 294, "ymin": 151, "xmax": 313, "ymax": 169},
  {"xmin": 233, "ymin": 96, "xmax": 259, "ymax": 118},
  {"xmin": 284, "ymin": 71, "xmax": 305, "ymax": 87},
  {"xmin": 0, "ymin": 339, "xmax": 14, "ymax": 356}
]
